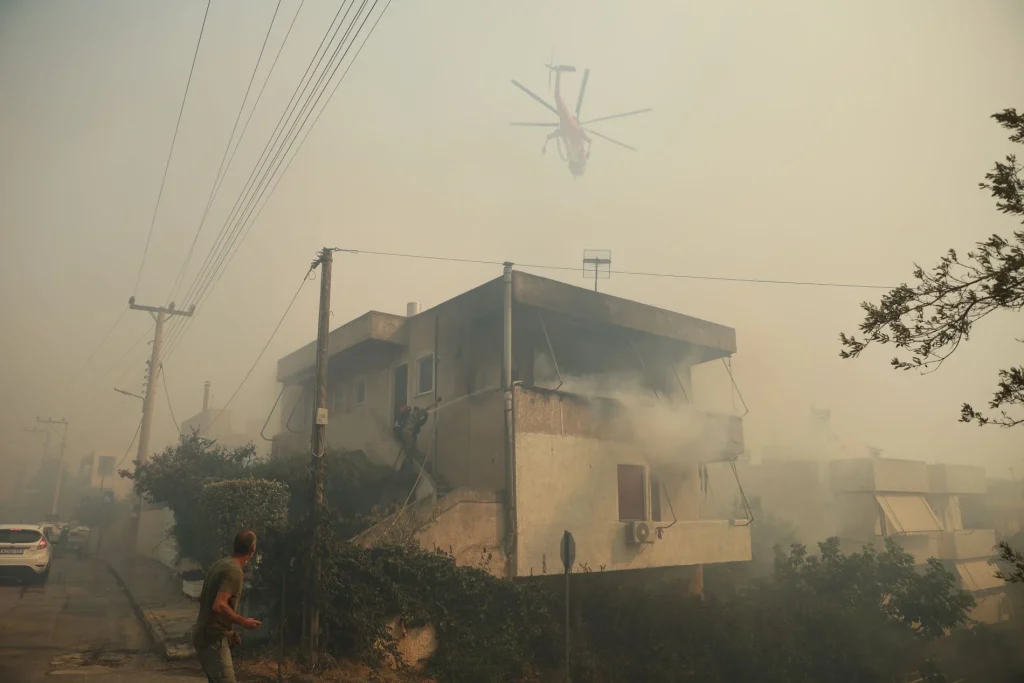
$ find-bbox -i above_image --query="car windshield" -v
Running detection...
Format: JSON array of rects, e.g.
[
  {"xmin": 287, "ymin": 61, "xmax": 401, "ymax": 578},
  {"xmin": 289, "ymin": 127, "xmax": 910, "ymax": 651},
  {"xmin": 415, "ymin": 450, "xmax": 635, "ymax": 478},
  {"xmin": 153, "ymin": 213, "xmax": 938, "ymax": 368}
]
[{"xmin": 0, "ymin": 529, "xmax": 43, "ymax": 544}]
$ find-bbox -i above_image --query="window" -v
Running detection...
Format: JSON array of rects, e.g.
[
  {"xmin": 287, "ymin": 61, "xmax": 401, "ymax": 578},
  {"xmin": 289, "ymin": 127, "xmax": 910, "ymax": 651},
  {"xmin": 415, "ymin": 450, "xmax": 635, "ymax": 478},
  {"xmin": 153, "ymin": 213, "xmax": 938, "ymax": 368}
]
[
  {"xmin": 331, "ymin": 383, "xmax": 343, "ymax": 413},
  {"xmin": 617, "ymin": 465, "xmax": 646, "ymax": 521},
  {"xmin": 97, "ymin": 456, "xmax": 115, "ymax": 477},
  {"xmin": 0, "ymin": 529, "xmax": 43, "ymax": 544},
  {"xmin": 354, "ymin": 379, "xmax": 366, "ymax": 405},
  {"xmin": 417, "ymin": 355, "xmax": 434, "ymax": 396},
  {"xmin": 650, "ymin": 476, "xmax": 663, "ymax": 523}
]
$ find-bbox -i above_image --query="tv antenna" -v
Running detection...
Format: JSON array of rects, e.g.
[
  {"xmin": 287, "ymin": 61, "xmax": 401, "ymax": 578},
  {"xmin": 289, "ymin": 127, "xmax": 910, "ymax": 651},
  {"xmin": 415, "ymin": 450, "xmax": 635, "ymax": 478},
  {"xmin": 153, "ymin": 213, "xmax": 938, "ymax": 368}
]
[{"xmin": 582, "ymin": 249, "xmax": 611, "ymax": 292}]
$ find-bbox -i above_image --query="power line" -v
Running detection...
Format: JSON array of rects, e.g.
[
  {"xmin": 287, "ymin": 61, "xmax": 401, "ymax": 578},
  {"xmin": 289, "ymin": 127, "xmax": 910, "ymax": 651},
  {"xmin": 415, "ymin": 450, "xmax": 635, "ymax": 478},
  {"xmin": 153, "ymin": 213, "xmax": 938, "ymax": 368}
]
[
  {"xmin": 168, "ymin": 0, "xmax": 287, "ymax": 301},
  {"xmin": 330, "ymin": 248, "xmax": 895, "ymax": 290},
  {"xmin": 117, "ymin": 419, "xmax": 144, "ymax": 470},
  {"xmin": 170, "ymin": 0, "xmax": 355, "ymax": 314},
  {"xmin": 160, "ymin": 363, "xmax": 180, "ymax": 435},
  {"xmin": 163, "ymin": 0, "xmax": 390, "ymax": 359},
  {"xmin": 66, "ymin": 307, "xmax": 128, "ymax": 391},
  {"xmin": 133, "ymin": 0, "xmax": 212, "ymax": 295},
  {"xmin": 205, "ymin": 267, "xmax": 315, "ymax": 432}
]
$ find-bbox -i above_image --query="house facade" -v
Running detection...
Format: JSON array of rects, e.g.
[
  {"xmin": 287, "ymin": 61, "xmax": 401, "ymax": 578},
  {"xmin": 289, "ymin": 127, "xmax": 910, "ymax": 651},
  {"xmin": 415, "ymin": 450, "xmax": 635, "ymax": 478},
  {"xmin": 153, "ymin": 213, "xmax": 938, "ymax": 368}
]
[
  {"xmin": 740, "ymin": 455, "xmax": 1009, "ymax": 624},
  {"xmin": 274, "ymin": 269, "xmax": 751, "ymax": 586}
]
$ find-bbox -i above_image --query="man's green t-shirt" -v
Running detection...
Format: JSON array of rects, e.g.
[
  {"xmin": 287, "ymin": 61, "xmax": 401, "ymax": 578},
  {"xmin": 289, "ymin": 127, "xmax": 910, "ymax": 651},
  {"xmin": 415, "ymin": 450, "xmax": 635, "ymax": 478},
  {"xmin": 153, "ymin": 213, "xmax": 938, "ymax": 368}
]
[{"xmin": 193, "ymin": 557, "xmax": 244, "ymax": 648}]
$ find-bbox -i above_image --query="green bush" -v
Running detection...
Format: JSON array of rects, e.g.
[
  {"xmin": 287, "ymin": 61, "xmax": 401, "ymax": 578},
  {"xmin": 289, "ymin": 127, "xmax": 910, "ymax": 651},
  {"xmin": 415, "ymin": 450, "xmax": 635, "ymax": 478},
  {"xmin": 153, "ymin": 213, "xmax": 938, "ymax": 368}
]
[{"xmin": 197, "ymin": 478, "xmax": 289, "ymax": 566}]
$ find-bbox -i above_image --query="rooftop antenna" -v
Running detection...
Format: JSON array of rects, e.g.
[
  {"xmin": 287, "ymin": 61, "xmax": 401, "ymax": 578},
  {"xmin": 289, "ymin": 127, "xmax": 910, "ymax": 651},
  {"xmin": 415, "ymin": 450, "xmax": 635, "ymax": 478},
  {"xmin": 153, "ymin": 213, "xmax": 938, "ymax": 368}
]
[{"xmin": 582, "ymin": 249, "xmax": 611, "ymax": 292}]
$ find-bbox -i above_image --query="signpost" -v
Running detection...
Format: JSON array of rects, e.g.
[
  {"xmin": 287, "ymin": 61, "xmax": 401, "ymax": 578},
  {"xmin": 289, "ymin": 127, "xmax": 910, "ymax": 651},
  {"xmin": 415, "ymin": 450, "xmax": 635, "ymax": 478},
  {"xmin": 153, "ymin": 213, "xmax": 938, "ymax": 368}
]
[{"xmin": 560, "ymin": 530, "xmax": 575, "ymax": 682}]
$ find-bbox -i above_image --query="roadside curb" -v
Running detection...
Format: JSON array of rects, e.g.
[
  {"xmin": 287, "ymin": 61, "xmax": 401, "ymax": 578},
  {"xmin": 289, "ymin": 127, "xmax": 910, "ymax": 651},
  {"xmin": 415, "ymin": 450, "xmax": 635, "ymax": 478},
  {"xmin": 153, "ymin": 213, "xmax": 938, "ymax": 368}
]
[{"xmin": 102, "ymin": 555, "xmax": 196, "ymax": 661}]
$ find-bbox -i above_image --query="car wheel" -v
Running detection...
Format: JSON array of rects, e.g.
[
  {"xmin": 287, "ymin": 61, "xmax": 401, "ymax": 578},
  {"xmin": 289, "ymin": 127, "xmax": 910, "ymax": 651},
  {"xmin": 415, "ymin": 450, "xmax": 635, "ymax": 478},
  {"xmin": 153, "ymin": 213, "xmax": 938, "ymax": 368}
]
[{"xmin": 35, "ymin": 567, "xmax": 50, "ymax": 585}]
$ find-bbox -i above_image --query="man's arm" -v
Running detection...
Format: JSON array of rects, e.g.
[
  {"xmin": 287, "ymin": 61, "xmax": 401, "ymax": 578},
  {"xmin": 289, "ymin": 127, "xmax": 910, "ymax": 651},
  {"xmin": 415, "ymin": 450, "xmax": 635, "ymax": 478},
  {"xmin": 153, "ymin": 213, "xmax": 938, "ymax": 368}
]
[{"xmin": 212, "ymin": 591, "xmax": 261, "ymax": 630}]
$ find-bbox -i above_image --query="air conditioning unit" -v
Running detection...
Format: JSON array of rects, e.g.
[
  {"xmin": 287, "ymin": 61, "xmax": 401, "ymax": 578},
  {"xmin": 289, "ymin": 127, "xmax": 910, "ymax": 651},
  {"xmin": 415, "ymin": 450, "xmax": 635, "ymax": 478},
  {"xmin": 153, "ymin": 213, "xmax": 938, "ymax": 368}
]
[{"xmin": 626, "ymin": 520, "xmax": 654, "ymax": 544}]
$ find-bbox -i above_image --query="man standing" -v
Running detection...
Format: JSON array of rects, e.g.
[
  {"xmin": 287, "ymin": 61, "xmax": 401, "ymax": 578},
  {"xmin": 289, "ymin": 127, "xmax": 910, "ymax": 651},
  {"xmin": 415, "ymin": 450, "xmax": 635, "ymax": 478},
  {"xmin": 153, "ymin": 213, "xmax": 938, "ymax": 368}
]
[{"xmin": 193, "ymin": 530, "xmax": 262, "ymax": 683}]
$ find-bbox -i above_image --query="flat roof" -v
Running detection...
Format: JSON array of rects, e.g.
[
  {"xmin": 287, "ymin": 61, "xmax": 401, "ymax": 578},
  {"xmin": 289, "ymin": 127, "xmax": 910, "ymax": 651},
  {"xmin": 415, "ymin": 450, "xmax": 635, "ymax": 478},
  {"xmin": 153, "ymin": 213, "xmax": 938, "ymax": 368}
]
[{"xmin": 277, "ymin": 270, "xmax": 737, "ymax": 381}]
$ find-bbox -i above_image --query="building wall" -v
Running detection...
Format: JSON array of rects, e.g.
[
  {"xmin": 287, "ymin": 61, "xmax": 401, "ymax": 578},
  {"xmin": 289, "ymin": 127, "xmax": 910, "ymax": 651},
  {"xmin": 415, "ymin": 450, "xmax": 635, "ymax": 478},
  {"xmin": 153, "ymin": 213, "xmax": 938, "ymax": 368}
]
[
  {"xmin": 136, "ymin": 504, "xmax": 178, "ymax": 569},
  {"xmin": 513, "ymin": 387, "xmax": 750, "ymax": 577}
]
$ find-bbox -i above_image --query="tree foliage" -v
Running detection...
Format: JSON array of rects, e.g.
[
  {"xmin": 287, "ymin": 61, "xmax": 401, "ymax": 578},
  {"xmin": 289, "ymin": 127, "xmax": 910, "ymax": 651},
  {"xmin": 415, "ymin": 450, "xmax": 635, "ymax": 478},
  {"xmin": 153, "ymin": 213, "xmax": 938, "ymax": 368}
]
[
  {"xmin": 840, "ymin": 108, "xmax": 1024, "ymax": 427},
  {"xmin": 197, "ymin": 479, "xmax": 289, "ymax": 567},
  {"xmin": 120, "ymin": 432, "xmax": 254, "ymax": 562}
]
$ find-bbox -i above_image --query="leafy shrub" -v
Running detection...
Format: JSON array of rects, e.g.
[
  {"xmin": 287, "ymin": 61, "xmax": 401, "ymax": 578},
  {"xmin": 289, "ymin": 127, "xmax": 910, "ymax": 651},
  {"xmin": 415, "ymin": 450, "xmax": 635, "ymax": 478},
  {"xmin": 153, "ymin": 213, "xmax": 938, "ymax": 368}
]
[{"xmin": 198, "ymin": 478, "xmax": 289, "ymax": 566}]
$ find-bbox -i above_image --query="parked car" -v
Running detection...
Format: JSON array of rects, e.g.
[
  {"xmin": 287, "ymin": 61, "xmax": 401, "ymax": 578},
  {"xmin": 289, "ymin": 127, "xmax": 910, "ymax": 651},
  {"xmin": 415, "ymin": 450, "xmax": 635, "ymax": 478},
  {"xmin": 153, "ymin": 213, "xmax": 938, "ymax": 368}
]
[{"xmin": 0, "ymin": 524, "xmax": 52, "ymax": 583}]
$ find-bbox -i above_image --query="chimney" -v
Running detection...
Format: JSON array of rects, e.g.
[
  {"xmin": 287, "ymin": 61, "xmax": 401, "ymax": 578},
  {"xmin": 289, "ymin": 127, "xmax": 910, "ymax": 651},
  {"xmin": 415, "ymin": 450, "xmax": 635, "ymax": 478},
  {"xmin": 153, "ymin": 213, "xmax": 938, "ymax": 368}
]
[
  {"xmin": 203, "ymin": 381, "xmax": 211, "ymax": 413},
  {"xmin": 406, "ymin": 301, "xmax": 421, "ymax": 317}
]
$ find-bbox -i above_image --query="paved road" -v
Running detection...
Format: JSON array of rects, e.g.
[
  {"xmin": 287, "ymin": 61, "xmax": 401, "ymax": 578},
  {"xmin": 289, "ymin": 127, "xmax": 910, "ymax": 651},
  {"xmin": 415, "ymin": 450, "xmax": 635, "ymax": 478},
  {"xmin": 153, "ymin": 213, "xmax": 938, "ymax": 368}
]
[{"xmin": 0, "ymin": 553, "xmax": 209, "ymax": 682}]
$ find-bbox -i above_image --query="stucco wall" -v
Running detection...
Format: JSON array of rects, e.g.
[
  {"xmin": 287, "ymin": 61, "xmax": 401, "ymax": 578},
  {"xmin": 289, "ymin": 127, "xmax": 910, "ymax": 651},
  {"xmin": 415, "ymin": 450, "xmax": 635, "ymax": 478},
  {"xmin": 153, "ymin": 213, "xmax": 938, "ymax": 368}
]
[
  {"xmin": 513, "ymin": 428, "xmax": 750, "ymax": 576},
  {"xmin": 136, "ymin": 505, "xmax": 178, "ymax": 569}
]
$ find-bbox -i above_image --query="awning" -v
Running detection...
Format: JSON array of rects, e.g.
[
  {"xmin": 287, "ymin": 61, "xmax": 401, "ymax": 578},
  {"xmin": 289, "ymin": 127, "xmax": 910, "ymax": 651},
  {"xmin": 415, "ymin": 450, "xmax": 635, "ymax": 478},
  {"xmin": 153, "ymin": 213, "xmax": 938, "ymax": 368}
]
[
  {"xmin": 875, "ymin": 494, "xmax": 943, "ymax": 533},
  {"xmin": 957, "ymin": 560, "xmax": 1004, "ymax": 592}
]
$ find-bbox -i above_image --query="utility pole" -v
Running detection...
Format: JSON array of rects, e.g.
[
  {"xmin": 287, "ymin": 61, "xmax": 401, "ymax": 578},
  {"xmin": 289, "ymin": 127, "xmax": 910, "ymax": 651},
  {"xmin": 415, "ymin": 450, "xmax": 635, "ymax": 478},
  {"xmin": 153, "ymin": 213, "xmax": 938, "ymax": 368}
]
[
  {"xmin": 127, "ymin": 297, "xmax": 193, "ymax": 548},
  {"xmin": 305, "ymin": 248, "xmax": 332, "ymax": 664},
  {"xmin": 36, "ymin": 418, "xmax": 68, "ymax": 518}
]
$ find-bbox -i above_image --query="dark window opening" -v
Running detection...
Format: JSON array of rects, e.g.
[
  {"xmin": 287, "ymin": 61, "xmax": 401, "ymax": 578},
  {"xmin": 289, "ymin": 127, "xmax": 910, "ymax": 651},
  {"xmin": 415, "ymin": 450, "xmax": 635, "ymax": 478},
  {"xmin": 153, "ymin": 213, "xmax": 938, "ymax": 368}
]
[
  {"xmin": 417, "ymin": 356, "xmax": 434, "ymax": 395},
  {"xmin": 393, "ymin": 364, "xmax": 408, "ymax": 422},
  {"xmin": 617, "ymin": 464, "xmax": 646, "ymax": 521},
  {"xmin": 354, "ymin": 379, "xmax": 366, "ymax": 405}
]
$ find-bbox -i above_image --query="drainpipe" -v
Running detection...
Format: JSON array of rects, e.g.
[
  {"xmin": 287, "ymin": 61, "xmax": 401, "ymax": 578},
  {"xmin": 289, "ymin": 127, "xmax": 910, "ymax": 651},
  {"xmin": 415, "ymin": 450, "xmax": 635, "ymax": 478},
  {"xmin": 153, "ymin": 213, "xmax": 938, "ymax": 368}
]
[{"xmin": 502, "ymin": 262, "xmax": 517, "ymax": 578}]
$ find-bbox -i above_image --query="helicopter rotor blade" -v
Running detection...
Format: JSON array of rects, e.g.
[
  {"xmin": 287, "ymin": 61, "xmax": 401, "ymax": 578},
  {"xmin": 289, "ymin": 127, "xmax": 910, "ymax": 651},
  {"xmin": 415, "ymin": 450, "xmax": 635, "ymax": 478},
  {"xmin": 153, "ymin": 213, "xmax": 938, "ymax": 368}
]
[
  {"xmin": 582, "ymin": 127, "xmax": 637, "ymax": 151},
  {"xmin": 509, "ymin": 122, "xmax": 560, "ymax": 127},
  {"xmin": 580, "ymin": 108, "xmax": 653, "ymax": 125},
  {"xmin": 575, "ymin": 68, "xmax": 590, "ymax": 120},
  {"xmin": 511, "ymin": 79, "xmax": 560, "ymax": 117}
]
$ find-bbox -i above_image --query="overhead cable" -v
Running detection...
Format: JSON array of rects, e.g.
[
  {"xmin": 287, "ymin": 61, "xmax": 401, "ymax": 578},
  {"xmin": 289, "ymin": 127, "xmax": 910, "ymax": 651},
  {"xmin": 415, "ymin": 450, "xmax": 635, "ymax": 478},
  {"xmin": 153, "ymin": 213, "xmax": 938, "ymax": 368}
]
[
  {"xmin": 332, "ymin": 248, "xmax": 896, "ymax": 290},
  {"xmin": 167, "ymin": 0, "xmax": 290, "ymax": 301},
  {"xmin": 133, "ymin": 0, "xmax": 212, "ymax": 295},
  {"xmin": 163, "ymin": 0, "xmax": 390, "ymax": 359}
]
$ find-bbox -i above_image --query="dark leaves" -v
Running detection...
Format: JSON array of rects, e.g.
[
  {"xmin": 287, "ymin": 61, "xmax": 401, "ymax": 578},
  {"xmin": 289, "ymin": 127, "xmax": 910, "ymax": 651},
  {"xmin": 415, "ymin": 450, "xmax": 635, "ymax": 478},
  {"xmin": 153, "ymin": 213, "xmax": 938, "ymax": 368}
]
[{"xmin": 840, "ymin": 109, "xmax": 1024, "ymax": 427}]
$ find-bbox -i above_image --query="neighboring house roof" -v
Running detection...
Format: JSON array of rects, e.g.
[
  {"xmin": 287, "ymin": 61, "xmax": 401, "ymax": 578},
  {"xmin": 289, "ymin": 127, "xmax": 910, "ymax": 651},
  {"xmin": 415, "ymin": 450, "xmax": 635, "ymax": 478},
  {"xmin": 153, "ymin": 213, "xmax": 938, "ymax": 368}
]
[{"xmin": 277, "ymin": 270, "xmax": 737, "ymax": 382}]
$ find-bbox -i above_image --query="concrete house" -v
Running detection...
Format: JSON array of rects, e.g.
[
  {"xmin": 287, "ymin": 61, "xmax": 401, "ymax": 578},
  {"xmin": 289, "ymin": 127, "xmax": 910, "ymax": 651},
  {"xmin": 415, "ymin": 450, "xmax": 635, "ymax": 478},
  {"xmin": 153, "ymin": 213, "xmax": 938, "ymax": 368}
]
[
  {"xmin": 274, "ymin": 269, "xmax": 752, "ymax": 587},
  {"xmin": 742, "ymin": 455, "xmax": 1009, "ymax": 624}
]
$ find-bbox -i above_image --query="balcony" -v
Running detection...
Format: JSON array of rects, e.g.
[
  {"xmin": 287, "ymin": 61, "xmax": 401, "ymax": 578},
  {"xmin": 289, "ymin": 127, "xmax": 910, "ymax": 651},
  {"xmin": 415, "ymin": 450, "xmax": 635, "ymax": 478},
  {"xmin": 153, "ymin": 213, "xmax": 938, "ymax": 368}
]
[
  {"xmin": 940, "ymin": 529, "xmax": 998, "ymax": 560},
  {"xmin": 514, "ymin": 518, "xmax": 752, "ymax": 576},
  {"xmin": 928, "ymin": 464, "xmax": 988, "ymax": 495},
  {"xmin": 830, "ymin": 458, "xmax": 930, "ymax": 493},
  {"xmin": 514, "ymin": 386, "xmax": 745, "ymax": 461}
]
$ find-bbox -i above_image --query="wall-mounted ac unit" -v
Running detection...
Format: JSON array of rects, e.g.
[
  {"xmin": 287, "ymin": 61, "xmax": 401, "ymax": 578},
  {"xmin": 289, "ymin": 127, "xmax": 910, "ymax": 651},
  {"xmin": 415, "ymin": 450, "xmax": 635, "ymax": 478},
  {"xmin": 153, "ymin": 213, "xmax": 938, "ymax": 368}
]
[{"xmin": 627, "ymin": 520, "xmax": 654, "ymax": 544}]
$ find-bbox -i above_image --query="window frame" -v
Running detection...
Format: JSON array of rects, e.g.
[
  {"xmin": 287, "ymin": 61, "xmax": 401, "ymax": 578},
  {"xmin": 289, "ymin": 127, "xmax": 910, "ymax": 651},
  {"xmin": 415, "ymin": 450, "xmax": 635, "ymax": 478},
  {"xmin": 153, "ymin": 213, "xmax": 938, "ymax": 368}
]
[
  {"xmin": 415, "ymin": 354, "xmax": 435, "ymax": 397},
  {"xmin": 616, "ymin": 464, "xmax": 647, "ymax": 522},
  {"xmin": 354, "ymin": 378, "xmax": 366, "ymax": 406}
]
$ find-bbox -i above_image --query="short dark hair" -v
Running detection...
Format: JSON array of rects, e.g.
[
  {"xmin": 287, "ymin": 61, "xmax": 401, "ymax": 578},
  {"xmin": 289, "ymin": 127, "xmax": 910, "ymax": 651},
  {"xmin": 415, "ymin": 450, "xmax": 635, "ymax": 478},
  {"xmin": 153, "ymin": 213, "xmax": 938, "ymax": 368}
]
[{"xmin": 233, "ymin": 530, "xmax": 257, "ymax": 556}]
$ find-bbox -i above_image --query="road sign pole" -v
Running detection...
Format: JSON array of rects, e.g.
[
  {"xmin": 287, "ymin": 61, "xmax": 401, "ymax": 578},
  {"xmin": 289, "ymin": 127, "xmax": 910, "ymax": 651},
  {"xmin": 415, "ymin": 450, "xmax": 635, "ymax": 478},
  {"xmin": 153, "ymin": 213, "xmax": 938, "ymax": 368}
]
[{"xmin": 560, "ymin": 530, "xmax": 575, "ymax": 682}]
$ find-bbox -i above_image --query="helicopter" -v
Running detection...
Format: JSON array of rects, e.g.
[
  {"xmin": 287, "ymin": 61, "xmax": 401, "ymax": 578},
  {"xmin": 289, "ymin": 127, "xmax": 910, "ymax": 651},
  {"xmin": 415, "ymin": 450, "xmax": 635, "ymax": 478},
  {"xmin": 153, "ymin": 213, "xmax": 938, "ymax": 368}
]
[{"xmin": 510, "ymin": 64, "xmax": 652, "ymax": 177}]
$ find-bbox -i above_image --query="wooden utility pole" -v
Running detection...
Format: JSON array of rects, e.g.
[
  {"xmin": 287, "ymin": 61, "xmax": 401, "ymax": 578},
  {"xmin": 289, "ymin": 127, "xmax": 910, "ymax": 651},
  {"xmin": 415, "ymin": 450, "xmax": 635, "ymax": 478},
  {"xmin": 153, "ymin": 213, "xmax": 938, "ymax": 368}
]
[
  {"xmin": 127, "ymin": 297, "xmax": 193, "ymax": 547},
  {"xmin": 305, "ymin": 248, "xmax": 332, "ymax": 664},
  {"xmin": 37, "ymin": 418, "xmax": 68, "ymax": 517}
]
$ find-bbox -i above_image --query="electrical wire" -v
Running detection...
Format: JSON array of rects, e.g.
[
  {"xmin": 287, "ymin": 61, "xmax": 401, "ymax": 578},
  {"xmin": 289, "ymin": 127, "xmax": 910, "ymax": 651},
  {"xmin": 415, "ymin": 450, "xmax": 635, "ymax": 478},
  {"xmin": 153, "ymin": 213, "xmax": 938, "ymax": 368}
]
[
  {"xmin": 133, "ymin": 0, "xmax": 212, "ymax": 295},
  {"xmin": 168, "ymin": 0, "xmax": 287, "ymax": 302},
  {"xmin": 116, "ymin": 419, "xmax": 144, "ymax": 470},
  {"xmin": 163, "ymin": 0, "xmax": 390, "ymax": 359},
  {"xmin": 331, "ymin": 248, "xmax": 896, "ymax": 290},
  {"xmin": 160, "ymin": 363, "xmax": 181, "ymax": 435},
  {"xmin": 169, "ymin": 0, "xmax": 356, "ymax": 321},
  {"xmin": 174, "ymin": 0, "xmax": 369, "ymax": 319},
  {"xmin": 67, "ymin": 307, "xmax": 128, "ymax": 390},
  {"xmin": 204, "ymin": 267, "xmax": 315, "ymax": 432}
]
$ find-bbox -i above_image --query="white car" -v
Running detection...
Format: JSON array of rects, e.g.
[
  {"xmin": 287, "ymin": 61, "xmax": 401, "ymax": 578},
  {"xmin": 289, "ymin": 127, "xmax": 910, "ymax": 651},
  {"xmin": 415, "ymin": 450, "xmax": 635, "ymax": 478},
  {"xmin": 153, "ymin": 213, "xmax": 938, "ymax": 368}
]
[{"xmin": 0, "ymin": 524, "xmax": 52, "ymax": 583}]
